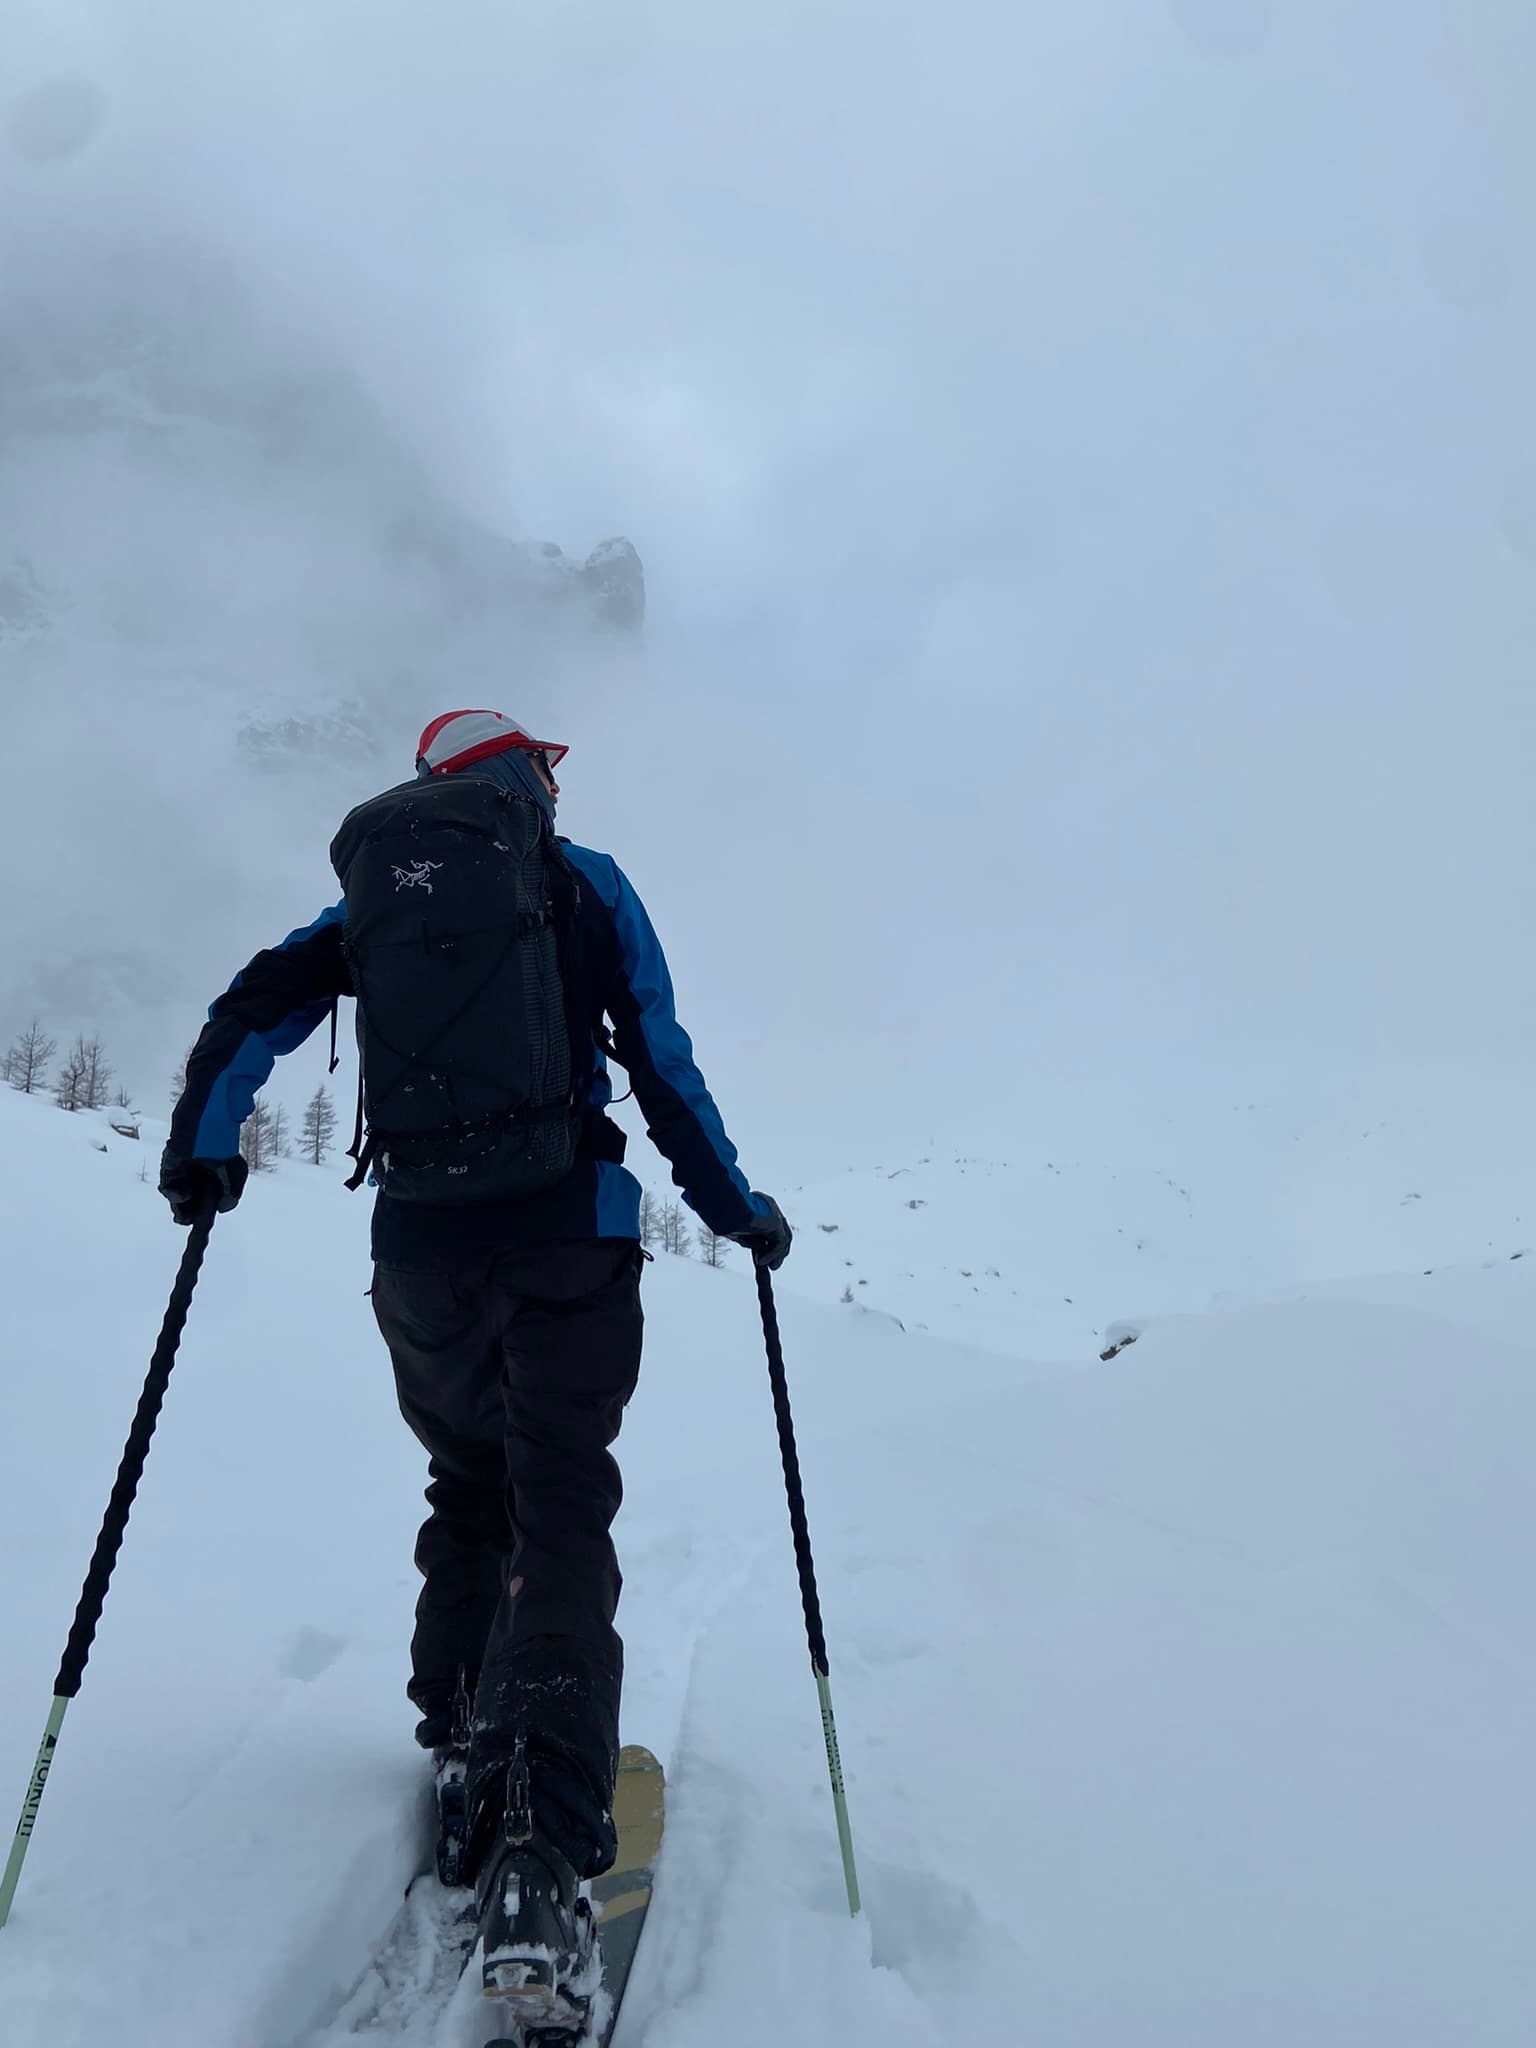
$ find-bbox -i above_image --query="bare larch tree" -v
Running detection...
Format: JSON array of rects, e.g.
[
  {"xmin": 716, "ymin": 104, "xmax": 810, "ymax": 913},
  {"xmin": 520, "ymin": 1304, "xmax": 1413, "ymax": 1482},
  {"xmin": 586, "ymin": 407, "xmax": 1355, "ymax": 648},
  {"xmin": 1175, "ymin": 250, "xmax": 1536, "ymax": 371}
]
[
  {"xmin": 301, "ymin": 1084, "xmax": 338, "ymax": 1165},
  {"xmin": 241, "ymin": 1096, "xmax": 277, "ymax": 1171},
  {"xmin": 661, "ymin": 1199, "xmax": 693, "ymax": 1258},
  {"xmin": 4, "ymin": 1018, "xmax": 56, "ymax": 1095}
]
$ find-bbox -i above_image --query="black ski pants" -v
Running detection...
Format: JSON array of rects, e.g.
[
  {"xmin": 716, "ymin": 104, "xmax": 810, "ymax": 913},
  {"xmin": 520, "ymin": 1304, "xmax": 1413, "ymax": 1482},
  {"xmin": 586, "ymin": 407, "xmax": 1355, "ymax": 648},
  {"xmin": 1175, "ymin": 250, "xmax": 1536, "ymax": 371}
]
[{"xmin": 371, "ymin": 1237, "xmax": 643, "ymax": 1879}]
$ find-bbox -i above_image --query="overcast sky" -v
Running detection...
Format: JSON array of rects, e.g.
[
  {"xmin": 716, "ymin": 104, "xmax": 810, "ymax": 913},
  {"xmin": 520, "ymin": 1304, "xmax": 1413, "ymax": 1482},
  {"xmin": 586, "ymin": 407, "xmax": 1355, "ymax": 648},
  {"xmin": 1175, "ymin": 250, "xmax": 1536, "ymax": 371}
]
[{"xmin": 4, "ymin": 0, "xmax": 1533, "ymax": 1200}]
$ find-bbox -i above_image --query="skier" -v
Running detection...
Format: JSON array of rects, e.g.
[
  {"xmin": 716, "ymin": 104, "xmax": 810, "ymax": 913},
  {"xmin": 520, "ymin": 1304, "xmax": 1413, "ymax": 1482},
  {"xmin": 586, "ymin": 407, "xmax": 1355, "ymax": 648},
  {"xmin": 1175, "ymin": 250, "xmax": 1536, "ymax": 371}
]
[{"xmin": 160, "ymin": 708, "xmax": 791, "ymax": 2017}]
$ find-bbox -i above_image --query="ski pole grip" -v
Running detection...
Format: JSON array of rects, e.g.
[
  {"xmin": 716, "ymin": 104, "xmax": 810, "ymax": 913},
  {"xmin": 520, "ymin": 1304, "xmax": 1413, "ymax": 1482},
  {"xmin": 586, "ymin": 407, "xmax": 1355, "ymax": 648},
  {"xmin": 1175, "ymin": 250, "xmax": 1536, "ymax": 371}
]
[{"xmin": 52, "ymin": 1210, "xmax": 215, "ymax": 1698}]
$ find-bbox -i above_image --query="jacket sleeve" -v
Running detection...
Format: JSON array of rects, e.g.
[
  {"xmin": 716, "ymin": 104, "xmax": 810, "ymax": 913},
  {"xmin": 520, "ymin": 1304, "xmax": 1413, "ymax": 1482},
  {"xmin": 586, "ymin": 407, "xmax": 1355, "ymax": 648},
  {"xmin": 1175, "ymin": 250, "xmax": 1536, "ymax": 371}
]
[
  {"xmin": 169, "ymin": 905, "xmax": 351, "ymax": 1160},
  {"xmin": 563, "ymin": 847, "xmax": 765, "ymax": 1238}
]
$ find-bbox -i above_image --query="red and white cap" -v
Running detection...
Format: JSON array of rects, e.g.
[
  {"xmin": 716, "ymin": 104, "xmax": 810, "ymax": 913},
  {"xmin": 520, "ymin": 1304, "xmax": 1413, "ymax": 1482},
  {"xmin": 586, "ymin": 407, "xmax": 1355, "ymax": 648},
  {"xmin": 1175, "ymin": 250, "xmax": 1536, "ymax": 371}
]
[{"xmin": 416, "ymin": 708, "xmax": 570, "ymax": 777}]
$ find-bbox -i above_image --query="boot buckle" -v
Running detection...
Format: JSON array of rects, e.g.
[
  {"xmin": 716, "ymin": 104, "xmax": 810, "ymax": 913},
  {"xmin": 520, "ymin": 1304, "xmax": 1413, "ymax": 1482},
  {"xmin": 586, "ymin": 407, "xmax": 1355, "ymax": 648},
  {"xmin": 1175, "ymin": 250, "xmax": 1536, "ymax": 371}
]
[{"xmin": 504, "ymin": 1734, "xmax": 534, "ymax": 1848}]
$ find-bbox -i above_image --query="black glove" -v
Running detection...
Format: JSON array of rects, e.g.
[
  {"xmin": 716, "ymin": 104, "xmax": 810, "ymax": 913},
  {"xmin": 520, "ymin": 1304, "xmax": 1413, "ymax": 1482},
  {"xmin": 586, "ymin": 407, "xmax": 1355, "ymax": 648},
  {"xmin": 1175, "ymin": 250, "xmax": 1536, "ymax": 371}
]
[
  {"xmin": 729, "ymin": 1192, "xmax": 793, "ymax": 1271},
  {"xmin": 159, "ymin": 1147, "xmax": 248, "ymax": 1225}
]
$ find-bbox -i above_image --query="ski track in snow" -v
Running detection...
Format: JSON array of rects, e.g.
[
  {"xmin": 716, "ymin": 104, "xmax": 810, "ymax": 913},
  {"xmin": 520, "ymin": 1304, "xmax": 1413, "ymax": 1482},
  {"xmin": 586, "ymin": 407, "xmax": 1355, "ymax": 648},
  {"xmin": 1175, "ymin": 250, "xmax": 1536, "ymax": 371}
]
[
  {"xmin": 307, "ymin": 1872, "xmax": 479, "ymax": 2047},
  {"xmin": 8, "ymin": 1094, "xmax": 1536, "ymax": 2046}
]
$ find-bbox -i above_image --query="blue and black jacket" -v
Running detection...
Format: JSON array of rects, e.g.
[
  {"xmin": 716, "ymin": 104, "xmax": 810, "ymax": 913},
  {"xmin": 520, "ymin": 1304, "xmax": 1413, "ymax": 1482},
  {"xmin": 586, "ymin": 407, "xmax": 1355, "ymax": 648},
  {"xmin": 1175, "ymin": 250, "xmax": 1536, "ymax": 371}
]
[{"xmin": 168, "ymin": 842, "xmax": 768, "ymax": 1264}]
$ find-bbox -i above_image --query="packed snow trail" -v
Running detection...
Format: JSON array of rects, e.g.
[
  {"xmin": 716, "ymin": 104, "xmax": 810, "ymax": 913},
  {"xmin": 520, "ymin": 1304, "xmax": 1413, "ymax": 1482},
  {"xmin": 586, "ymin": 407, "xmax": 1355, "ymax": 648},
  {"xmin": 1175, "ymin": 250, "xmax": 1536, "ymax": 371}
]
[{"xmin": 5, "ymin": 1088, "xmax": 1536, "ymax": 2045}]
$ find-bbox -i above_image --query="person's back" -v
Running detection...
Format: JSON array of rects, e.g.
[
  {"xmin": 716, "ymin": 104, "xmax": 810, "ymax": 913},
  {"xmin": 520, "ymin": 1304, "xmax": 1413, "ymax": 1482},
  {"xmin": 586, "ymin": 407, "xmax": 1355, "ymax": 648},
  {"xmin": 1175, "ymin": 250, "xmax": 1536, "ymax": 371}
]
[
  {"xmin": 329, "ymin": 765, "xmax": 581, "ymax": 1206},
  {"xmin": 161, "ymin": 708, "xmax": 791, "ymax": 2021}
]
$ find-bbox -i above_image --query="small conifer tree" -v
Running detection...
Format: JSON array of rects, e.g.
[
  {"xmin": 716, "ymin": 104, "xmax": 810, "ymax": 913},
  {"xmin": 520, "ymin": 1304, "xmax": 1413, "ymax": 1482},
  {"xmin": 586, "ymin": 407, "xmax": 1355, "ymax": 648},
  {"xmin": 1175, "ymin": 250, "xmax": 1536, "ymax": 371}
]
[
  {"xmin": 4, "ymin": 1019, "xmax": 56, "ymax": 1095},
  {"xmin": 301, "ymin": 1083, "xmax": 338, "ymax": 1165}
]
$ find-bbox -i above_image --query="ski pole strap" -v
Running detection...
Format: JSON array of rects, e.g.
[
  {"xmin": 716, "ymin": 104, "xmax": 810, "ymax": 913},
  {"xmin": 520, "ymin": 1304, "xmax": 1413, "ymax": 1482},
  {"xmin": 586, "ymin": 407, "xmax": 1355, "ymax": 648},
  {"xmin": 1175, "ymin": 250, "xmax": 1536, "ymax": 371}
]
[
  {"xmin": 52, "ymin": 1209, "xmax": 215, "ymax": 1700},
  {"xmin": 754, "ymin": 1262, "xmax": 830, "ymax": 1676}
]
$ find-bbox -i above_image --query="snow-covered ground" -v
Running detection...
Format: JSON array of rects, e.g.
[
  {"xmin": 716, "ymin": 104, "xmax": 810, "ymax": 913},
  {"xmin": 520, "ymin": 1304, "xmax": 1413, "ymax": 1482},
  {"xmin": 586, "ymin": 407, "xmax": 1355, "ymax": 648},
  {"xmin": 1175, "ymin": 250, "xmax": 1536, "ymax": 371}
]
[
  {"xmin": 777, "ymin": 1104, "xmax": 1535, "ymax": 1362},
  {"xmin": 5, "ymin": 1085, "xmax": 1536, "ymax": 2047}
]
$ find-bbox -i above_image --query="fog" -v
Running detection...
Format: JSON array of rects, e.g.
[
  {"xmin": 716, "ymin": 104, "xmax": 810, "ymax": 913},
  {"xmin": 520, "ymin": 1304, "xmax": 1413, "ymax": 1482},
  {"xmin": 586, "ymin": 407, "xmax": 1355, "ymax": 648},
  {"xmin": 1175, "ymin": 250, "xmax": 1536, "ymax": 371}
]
[{"xmin": 5, "ymin": 0, "xmax": 1532, "ymax": 1213}]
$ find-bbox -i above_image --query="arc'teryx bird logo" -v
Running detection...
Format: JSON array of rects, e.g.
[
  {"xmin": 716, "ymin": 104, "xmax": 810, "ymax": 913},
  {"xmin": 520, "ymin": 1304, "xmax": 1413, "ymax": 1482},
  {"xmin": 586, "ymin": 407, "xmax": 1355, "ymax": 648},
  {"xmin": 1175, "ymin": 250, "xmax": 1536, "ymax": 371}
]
[{"xmin": 392, "ymin": 859, "xmax": 443, "ymax": 894}]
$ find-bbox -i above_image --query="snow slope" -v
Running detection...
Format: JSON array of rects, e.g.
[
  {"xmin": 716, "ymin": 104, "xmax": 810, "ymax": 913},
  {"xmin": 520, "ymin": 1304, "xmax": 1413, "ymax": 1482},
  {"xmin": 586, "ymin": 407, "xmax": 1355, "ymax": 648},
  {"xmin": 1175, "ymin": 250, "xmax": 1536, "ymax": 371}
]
[
  {"xmin": 777, "ymin": 1095, "xmax": 1535, "ymax": 1362},
  {"xmin": 777, "ymin": 1151, "xmax": 1217, "ymax": 1362},
  {"xmin": 5, "ymin": 1086, "xmax": 1536, "ymax": 2046}
]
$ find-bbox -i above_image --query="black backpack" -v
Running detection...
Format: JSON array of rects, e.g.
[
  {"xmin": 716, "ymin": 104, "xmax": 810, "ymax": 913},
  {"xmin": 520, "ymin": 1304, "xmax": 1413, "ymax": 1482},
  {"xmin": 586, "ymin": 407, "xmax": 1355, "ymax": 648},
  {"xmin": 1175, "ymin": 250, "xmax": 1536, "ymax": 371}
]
[{"xmin": 329, "ymin": 774, "xmax": 580, "ymax": 1204}]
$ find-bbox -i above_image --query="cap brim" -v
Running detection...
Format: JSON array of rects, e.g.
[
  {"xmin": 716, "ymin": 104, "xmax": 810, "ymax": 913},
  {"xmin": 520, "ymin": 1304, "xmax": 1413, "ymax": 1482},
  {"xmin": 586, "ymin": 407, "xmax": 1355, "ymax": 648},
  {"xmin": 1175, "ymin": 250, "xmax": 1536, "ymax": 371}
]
[{"xmin": 521, "ymin": 736, "xmax": 569, "ymax": 769}]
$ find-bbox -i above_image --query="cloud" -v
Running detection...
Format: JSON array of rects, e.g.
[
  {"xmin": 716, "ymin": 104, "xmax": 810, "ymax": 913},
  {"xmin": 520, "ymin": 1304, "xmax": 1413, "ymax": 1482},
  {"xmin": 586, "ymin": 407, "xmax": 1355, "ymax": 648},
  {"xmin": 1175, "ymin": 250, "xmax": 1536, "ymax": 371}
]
[{"xmin": 3, "ymin": 0, "xmax": 1533, "ymax": 1198}]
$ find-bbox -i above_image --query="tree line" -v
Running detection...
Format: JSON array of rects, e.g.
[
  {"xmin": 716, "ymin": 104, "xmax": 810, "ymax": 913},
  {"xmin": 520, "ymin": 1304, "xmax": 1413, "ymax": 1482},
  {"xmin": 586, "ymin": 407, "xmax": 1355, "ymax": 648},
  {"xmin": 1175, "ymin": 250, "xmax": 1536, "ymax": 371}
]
[
  {"xmin": 638, "ymin": 1187, "xmax": 729, "ymax": 1266},
  {"xmin": 237, "ymin": 1086, "xmax": 338, "ymax": 1171},
  {"xmin": 5, "ymin": 1017, "xmax": 338, "ymax": 1170},
  {"xmin": 9, "ymin": 1018, "xmax": 734, "ymax": 1245},
  {"xmin": 4, "ymin": 1020, "xmax": 128, "ymax": 1114}
]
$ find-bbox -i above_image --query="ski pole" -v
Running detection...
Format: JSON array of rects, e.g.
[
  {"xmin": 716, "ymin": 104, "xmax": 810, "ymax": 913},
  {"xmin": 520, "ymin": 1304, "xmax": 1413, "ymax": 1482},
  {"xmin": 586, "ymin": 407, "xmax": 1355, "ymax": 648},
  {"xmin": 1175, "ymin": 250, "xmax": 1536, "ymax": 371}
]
[
  {"xmin": 0, "ymin": 1206, "xmax": 216, "ymax": 1931},
  {"xmin": 754, "ymin": 1260, "xmax": 861, "ymax": 1917}
]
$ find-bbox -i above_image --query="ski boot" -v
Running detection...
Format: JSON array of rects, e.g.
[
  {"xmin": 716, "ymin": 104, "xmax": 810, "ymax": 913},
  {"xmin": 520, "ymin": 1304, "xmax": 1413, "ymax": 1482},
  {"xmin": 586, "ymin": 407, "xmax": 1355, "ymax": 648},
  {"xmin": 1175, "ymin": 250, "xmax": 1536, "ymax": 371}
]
[
  {"xmin": 433, "ymin": 1668, "xmax": 474, "ymax": 1888},
  {"xmin": 476, "ymin": 1738, "xmax": 597, "ymax": 2041}
]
